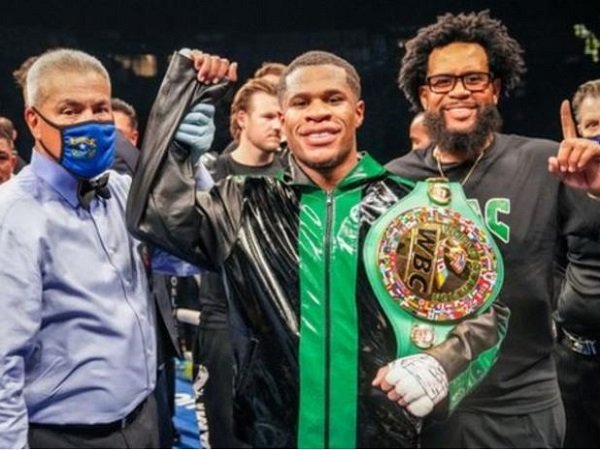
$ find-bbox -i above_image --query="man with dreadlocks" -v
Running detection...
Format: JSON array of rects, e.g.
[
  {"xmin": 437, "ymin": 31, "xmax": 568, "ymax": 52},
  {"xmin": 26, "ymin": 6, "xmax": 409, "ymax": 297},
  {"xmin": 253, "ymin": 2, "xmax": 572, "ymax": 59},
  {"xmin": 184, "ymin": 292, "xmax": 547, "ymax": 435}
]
[{"xmin": 387, "ymin": 10, "xmax": 600, "ymax": 448}]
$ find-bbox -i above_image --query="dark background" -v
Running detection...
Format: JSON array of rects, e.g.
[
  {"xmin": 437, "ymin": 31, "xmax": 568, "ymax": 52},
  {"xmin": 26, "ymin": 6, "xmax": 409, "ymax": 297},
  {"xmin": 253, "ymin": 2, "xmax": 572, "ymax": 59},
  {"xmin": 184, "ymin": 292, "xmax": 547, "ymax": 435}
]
[{"xmin": 0, "ymin": 0, "xmax": 598, "ymax": 163}]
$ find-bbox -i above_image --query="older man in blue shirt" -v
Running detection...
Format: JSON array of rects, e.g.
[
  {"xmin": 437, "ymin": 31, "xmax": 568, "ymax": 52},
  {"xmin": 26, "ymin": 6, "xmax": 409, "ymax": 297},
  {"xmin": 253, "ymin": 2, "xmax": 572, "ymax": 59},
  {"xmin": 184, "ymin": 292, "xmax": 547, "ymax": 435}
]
[{"xmin": 0, "ymin": 48, "xmax": 225, "ymax": 448}]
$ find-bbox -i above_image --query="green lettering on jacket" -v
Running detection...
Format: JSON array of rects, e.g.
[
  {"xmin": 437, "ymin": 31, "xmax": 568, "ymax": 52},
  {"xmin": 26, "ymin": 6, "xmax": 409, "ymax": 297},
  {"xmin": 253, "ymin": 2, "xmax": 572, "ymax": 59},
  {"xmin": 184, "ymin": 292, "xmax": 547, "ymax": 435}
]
[{"xmin": 468, "ymin": 198, "xmax": 511, "ymax": 243}]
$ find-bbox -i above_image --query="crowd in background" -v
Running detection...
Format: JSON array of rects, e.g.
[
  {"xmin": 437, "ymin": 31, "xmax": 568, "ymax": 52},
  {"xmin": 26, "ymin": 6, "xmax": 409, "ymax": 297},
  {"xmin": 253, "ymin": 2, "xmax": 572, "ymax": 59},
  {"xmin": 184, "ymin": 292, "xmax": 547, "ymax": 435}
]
[{"xmin": 1, "ymin": 9, "xmax": 600, "ymax": 450}]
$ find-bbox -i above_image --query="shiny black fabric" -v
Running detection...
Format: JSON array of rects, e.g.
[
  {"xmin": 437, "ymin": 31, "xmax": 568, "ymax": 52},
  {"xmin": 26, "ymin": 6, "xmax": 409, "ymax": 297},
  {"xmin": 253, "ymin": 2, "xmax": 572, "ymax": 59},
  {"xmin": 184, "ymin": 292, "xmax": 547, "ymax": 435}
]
[
  {"xmin": 127, "ymin": 54, "xmax": 508, "ymax": 448},
  {"xmin": 134, "ymin": 164, "xmax": 422, "ymax": 447},
  {"xmin": 126, "ymin": 51, "xmax": 231, "ymax": 235}
]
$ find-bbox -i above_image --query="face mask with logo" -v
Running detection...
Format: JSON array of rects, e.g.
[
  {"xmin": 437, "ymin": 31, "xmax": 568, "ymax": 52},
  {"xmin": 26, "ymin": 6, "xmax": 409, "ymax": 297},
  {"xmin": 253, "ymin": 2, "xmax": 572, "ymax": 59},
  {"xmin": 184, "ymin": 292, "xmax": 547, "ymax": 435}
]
[{"xmin": 33, "ymin": 108, "xmax": 116, "ymax": 179}]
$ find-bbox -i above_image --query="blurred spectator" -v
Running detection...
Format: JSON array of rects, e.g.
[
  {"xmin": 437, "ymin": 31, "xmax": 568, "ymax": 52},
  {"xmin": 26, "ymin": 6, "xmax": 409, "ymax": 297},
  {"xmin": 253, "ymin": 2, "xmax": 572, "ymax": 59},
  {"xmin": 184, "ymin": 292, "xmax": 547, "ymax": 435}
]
[
  {"xmin": 253, "ymin": 61, "xmax": 287, "ymax": 85},
  {"xmin": 0, "ymin": 128, "xmax": 17, "ymax": 184},
  {"xmin": 554, "ymin": 78, "xmax": 600, "ymax": 448},
  {"xmin": 572, "ymin": 79, "xmax": 600, "ymax": 141},
  {"xmin": 219, "ymin": 61, "xmax": 288, "ymax": 156},
  {"xmin": 112, "ymin": 98, "xmax": 139, "ymax": 146},
  {"xmin": 0, "ymin": 116, "xmax": 27, "ymax": 173},
  {"xmin": 409, "ymin": 112, "xmax": 431, "ymax": 150}
]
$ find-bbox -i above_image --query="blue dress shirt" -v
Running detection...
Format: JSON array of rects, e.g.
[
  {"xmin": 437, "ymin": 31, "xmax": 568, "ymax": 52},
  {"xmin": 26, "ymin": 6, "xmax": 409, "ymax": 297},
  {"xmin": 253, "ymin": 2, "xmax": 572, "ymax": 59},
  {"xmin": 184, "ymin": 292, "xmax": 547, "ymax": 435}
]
[{"xmin": 0, "ymin": 152, "xmax": 198, "ymax": 448}]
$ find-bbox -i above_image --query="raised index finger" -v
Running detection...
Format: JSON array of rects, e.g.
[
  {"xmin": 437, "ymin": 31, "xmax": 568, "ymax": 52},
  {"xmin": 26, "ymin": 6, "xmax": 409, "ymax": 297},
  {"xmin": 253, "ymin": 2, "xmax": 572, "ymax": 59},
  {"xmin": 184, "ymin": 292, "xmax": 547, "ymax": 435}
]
[{"xmin": 560, "ymin": 99, "xmax": 578, "ymax": 140}]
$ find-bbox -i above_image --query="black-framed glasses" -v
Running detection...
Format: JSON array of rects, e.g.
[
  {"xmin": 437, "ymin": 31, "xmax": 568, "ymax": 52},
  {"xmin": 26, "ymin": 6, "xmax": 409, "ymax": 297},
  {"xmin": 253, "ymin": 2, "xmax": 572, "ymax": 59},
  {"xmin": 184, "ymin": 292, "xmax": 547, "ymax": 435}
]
[{"xmin": 425, "ymin": 72, "xmax": 494, "ymax": 94}]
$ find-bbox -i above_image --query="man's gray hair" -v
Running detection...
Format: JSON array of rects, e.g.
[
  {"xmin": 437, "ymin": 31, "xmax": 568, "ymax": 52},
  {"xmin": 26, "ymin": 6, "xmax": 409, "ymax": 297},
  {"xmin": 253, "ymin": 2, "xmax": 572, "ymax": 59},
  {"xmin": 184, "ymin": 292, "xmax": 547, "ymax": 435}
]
[{"xmin": 26, "ymin": 48, "xmax": 110, "ymax": 107}]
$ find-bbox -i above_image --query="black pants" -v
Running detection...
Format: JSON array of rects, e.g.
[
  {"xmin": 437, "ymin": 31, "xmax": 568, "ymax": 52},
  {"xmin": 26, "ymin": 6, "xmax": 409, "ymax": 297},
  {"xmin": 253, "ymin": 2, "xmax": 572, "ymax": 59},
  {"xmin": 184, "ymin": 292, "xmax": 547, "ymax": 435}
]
[
  {"xmin": 28, "ymin": 396, "xmax": 159, "ymax": 449},
  {"xmin": 154, "ymin": 361, "xmax": 176, "ymax": 448},
  {"xmin": 421, "ymin": 402, "xmax": 565, "ymax": 448},
  {"xmin": 193, "ymin": 326, "xmax": 242, "ymax": 448},
  {"xmin": 556, "ymin": 338, "xmax": 600, "ymax": 448}
]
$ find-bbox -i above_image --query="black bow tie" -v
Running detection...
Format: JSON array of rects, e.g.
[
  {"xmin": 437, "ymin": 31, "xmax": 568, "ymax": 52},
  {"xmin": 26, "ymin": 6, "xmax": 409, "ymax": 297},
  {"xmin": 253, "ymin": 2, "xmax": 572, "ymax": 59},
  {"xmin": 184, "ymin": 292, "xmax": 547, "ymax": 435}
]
[{"xmin": 77, "ymin": 173, "xmax": 111, "ymax": 209}]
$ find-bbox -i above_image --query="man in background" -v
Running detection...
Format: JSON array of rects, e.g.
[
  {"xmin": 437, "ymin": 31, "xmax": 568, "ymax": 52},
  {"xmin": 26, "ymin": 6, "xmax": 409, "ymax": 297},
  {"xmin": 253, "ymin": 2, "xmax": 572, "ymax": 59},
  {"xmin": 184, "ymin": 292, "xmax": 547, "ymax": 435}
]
[
  {"xmin": 112, "ymin": 98, "xmax": 140, "ymax": 146},
  {"xmin": 554, "ymin": 78, "xmax": 600, "ymax": 448},
  {"xmin": 0, "ymin": 128, "xmax": 17, "ymax": 184},
  {"xmin": 193, "ymin": 77, "xmax": 285, "ymax": 448},
  {"xmin": 213, "ymin": 77, "xmax": 285, "ymax": 177},
  {"xmin": 254, "ymin": 61, "xmax": 287, "ymax": 86},
  {"xmin": 217, "ymin": 61, "xmax": 287, "ymax": 157},
  {"xmin": 571, "ymin": 79, "xmax": 600, "ymax": 142},
  {"xmin": 409, "ymin": 112, "xmax": 431, "ymax": 151},
  {"xmin": 0, "ymin": 116, "xmax": 27, "ymax": 173}
]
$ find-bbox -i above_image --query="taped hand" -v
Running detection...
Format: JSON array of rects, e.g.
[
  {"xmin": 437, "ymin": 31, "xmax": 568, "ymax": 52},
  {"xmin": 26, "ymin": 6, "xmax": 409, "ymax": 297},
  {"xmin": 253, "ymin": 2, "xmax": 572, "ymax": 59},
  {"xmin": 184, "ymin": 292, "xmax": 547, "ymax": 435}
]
[
  {"xmin": 383, "ymin": 354, "xmax": 448, "ymax": 417},
  {"xmin": 174, "ymin": 103, "xmax": 216, "ymax": 163}
]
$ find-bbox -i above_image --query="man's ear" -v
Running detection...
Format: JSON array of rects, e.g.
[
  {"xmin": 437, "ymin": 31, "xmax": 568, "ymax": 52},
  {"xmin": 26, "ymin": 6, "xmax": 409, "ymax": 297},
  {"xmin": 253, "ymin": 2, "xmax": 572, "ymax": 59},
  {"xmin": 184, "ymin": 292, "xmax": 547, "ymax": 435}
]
[
  {"xmin": 418, "ymin": 85, "xmax": 429, "ymax": 111},
  {"xmin": 355, "ymin": 99, "xmax": 365, "ymax": 128},
  {"xmin": 24, "ymin": 107, "xmax": 42, "ymax": 140},
  {"xmin": 9, "ymin": 154, "xmax": 18, "ymax": 172},
  {"xmin": 131, "ymin": 130, "xmax": 139, "ymax": 147},
  {"xmin": 492, "ymin": 79, "xmax": 502, "ymax": 105},
  {"xmin": 236, "ymin": 110, "xmax": 247, "ymax": 131}
]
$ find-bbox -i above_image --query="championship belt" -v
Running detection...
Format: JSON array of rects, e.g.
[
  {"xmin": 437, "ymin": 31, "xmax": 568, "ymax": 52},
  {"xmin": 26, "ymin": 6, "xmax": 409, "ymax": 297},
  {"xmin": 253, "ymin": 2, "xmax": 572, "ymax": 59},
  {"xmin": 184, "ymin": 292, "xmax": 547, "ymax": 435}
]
[{"xmin": 364, "ymin": 178, "xmax": 504, "ymax": 357}]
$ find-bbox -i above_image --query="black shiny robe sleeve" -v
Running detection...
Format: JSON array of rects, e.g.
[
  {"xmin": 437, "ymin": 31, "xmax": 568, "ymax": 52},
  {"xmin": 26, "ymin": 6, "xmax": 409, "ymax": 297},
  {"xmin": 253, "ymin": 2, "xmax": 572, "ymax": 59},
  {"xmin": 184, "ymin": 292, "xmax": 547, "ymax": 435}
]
[{"xmin": 127, "ymin": 52, "xmax": 236, "ymax": 271}]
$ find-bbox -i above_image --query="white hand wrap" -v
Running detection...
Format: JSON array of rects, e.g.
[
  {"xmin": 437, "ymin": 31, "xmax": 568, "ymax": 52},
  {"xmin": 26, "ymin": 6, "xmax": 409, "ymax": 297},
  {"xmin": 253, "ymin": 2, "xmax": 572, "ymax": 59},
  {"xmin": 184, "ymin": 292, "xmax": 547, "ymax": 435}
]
[{"xmin": 385, "ymin": 353, "xmax": 448, "ymax": 417}]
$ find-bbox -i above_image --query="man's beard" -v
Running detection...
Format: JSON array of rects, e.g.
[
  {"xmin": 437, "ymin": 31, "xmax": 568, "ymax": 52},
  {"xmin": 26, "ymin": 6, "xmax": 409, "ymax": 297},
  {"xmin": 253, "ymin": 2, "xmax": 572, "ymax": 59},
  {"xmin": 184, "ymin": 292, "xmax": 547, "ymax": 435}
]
[{"xmin": 424, "ymin": 105, "xmax": 503, "ymax": 160}]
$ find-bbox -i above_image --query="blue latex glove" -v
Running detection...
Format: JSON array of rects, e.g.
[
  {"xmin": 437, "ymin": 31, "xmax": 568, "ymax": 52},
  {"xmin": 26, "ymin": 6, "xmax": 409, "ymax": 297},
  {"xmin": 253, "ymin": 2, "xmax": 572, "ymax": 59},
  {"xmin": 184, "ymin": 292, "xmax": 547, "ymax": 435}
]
[{"xmin": 174, "ymin": 103, "xmax": 216, "ymax": 163}]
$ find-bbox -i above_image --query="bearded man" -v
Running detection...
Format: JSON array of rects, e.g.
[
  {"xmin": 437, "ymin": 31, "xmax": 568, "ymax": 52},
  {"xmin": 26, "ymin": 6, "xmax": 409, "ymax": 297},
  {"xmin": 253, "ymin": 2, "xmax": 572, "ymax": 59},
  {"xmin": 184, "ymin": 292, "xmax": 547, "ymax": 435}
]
[{"xmin": 386, "ymin": 10, "xmax": 600, "ymax": 449}]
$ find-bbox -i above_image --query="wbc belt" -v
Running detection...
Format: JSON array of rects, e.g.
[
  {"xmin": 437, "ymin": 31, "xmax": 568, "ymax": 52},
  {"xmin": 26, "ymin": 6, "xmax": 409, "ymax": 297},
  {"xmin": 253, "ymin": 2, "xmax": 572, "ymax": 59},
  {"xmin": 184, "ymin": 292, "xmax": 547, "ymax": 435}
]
[{"xmin": 364, "ymin": 178, "xmax": 504, "ymax": 360}]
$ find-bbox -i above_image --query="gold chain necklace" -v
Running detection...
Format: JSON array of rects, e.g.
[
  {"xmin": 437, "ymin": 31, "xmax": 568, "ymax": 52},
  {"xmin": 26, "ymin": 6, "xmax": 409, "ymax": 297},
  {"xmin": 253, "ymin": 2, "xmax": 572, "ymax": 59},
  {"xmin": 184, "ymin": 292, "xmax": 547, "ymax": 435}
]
[{"xmin": 433, "ymin": 147, "xmax": 486, "ymax": 186}]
